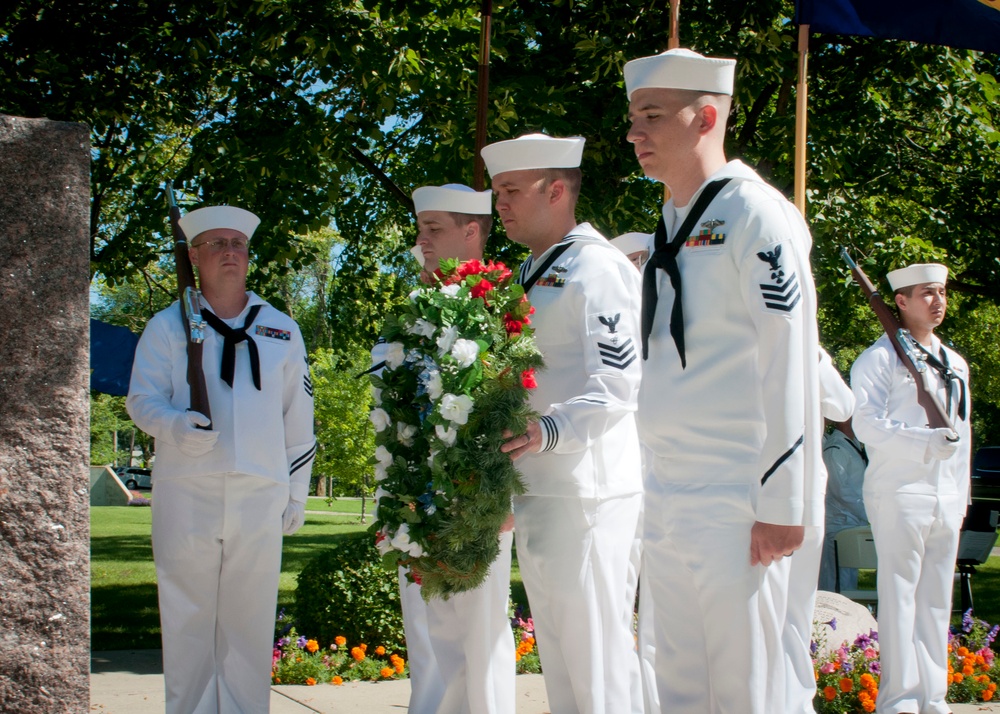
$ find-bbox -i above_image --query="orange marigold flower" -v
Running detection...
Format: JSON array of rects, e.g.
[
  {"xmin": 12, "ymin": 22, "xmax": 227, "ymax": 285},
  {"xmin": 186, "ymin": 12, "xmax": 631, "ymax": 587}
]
[
  {"xmin": 984, "ymin": 689, "xmax": 995, "ymax": 702},
  {"xmin": 351, "ymin": 647, "xmax": 365, "ymax": 661},
  {"xmin": 380, "ymin": 667, "xmax": 394, "ymax": 679},
  {"xmin": 964, "ymin": 665, "xmax": 975, "ymax": 676},
  {"xmin": 958, "ymin": 647, "xmax": 970, "ymax": 657},
  {"xmin": 360, "ymin": 643, "xmax": 368, "ymax": 652},
  {"xmin": 955, "ymin": 673, "xmax": 964, "ymax": 683},
  {"xmin": 862, "ymin": 700, "xmax": 876, "ymax": 713},
  {"xmin": 824, "ymin": 686, "xmax": 837, "ymax": 701},
  {"xmin": 332, "ymin": 676, "xmax": 344, "ymax": 686},
  {"xmin": 305, "ymin": 677, "xmax": 316, "ymax": 686},
  {"xmin": 335, "ymin": 636, "xmax": 347, "ymax": 646},
  {"xmin": 306, "ymin": 639, "xmax": 319, "ymax": 653},
  {"xmin": 948, "ymin": 674, "xmax": 955, "ymax": 685},
  {"xmin": 375, "ymin": 646, "xmax": 386, "ymax": 656},
  {"xmin": 860, "ymin": 673, "xmax": 875, "ymax": 689},
  {"xmin": 990, "ymin": 682, "xmax": 998, "ymax": 692},
  {"xmin": 858, "ymin": 691, "xmax": 871, "ymax": 703},
  {"xmin": 839, "ymin": 678, "xmax": 853, "ymax": 693},
  {"xmin": 515, "ymin": 653, "xmax": 522, "ymax": 662}
]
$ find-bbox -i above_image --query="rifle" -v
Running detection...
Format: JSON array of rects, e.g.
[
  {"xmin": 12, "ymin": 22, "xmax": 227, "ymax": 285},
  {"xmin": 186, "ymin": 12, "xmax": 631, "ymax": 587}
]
[
  {"xmin": 167, "ymin": 182, "xmax": 212, "ymax": 426},
  {"xmin": 840, "ymin": 248, "xmax": 953, "ymax": 432}
]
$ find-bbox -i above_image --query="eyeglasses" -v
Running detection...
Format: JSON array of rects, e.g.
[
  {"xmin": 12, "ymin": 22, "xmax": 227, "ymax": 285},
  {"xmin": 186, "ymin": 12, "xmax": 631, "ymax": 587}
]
[{"xmin": 191, "ymin": 237, "xmax": 249, "ymax": 252}]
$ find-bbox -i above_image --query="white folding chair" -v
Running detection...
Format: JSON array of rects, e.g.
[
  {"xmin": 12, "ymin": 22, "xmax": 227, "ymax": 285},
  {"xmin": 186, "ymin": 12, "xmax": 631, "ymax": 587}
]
[{"xmin": 833, "ymin": 525, "xmax": 879, "ymax": 610}]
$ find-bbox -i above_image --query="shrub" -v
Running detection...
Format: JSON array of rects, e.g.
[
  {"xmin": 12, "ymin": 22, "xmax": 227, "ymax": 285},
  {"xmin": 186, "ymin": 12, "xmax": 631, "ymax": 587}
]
[{"xmin": 294, "ymin": 533, "xmax": 406, "ymax": 654}]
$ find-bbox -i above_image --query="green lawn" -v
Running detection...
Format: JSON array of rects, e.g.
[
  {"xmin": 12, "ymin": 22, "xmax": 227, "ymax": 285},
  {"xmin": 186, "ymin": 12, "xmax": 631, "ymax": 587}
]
[
  {"xmin": 92, "ymin": 505, "xmax": 998, "ymax": 652},
  {"xmin": 305, "ymin": 496, "xmax": 375, "ymax": 518},
  {"xmin": 91, "ymin": 506, "xmax": 370, "ymax": 650}
]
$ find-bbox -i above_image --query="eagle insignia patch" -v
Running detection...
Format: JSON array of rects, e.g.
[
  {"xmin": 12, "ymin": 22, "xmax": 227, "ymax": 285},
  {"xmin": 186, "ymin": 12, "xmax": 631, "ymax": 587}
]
[{"xmin": 756, "ymin": 245, "xmax": 801, "ymax": 313}]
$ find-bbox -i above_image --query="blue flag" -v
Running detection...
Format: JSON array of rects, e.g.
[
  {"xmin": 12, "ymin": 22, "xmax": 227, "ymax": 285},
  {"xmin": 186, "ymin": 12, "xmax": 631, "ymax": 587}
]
[
  {"xmin": 90, "ymin": 319, "xmax": 139, "ymax": 396},
  {"xmin": 796, "ymin": 0, "xmax": 1000, "ymax": 54}
]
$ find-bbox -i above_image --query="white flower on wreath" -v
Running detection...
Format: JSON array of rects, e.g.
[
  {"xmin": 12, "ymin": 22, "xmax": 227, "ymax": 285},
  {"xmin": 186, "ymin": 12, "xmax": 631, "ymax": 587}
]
[
  {"xmin": 439, "ymin": 283, "xmax": 461, "ymax": 297},
  {"xmin": 427, "ymin": 449, "xmax": 438, "ymax": 468},
  {"xmin": 390, "ymin": 523, "xmax": 425, "ymax": 558},
  {"xmin": 436, "ymin": 325, "xmax": 458, "ymax": 356},
  {"xmin": 375, "ymin": 445, "xmax": 393, "ymax": 468},
  {"xmin": 397, "ymin": 422, "xmax": 418, "ymax": 446},
  {"xmin": 435, "ymin": 424, "xmax": 457, "ymax": 446},
  {"xmin": 439, "ymin": 393, "xmax": 474, "ymax": 425},
  {"xmin": 369, "ymin": 408, "xmax": 391, "ymax": 432},
  {"xmin": 372, "ymin": 386, "xmax": 382, "ymax": 404},
  {"xmin": 408, "ymin": 288, "xmax": 422, "ymax": 302},
  {"xmin": 450, "ymin": 339, "xmax": 480, "ymax": 368},
  {"xmin": 407, "ymin": 318, "xmax": 437, "ymax": 339},
  {"xmin": 425, "ymin": 370, "xmax": 443, "ymax": 401},
  {"xmin": 375, "ymin": 526, "xmax": 393, "ymax": 555},
  {"xmin": 374, "ymin": 463, "xmax": 387, "ymax": 482},
  {"xmin": 384, "ymin": 342, "xmax": 406, "ymax": 369}
]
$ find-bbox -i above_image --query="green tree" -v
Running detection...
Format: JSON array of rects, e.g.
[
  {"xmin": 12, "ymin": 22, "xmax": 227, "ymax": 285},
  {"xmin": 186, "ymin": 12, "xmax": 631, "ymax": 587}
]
[{"xmin": 311, "ymin": 346, "xmax": 375, "ymax": 505}]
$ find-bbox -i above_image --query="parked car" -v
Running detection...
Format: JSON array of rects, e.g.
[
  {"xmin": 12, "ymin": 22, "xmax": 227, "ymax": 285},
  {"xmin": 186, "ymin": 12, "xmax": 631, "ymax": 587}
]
[{"xmin": 115, "ymin": 466, "xmax": 152, "ymax": 490}]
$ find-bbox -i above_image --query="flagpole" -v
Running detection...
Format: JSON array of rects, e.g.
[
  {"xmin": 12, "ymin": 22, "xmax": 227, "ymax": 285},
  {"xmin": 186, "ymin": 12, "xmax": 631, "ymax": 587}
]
[
  {"xmin": 665, "ymin": 0, "xmax": 680, "ymax": 201},
  {"xmin": 668, "ymin": 0, "xmax": 681, "ymax": 49},
  {"xmin": 794, "ymin": 23, "xmax": 809, "ymax": 216},
  {"xmin": 473, "ymin": 0, "xmax": 493, "ymax": 191}
]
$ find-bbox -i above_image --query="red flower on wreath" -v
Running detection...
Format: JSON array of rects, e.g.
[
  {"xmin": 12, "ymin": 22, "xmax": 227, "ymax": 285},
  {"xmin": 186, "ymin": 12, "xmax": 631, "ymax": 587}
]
[
  {"xmin": 456, "ymin": 259, "xmax": 486, "ymax": 277},
  {"xmin": 521, "ymin": 368, "xmax": 538, "ymax": 390},
  {"xmin": 503, "ymin": 313, "xmax": 525, "ymax": 335},
  {"xmin": 470, "ymin": 278, "xmax": 494, "ymax": 299}
]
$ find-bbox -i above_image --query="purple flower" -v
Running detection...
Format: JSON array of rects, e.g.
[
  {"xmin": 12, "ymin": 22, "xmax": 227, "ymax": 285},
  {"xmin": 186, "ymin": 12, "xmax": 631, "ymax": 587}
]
[
  {"xmin": 277, "ymin": 637, "xmax": 290, "ymax": 647},
  {"xmin": 868, "ymin": 660, "xmax": 880, "ymax": 675},
  {"xmin": 810, "ymin": 640, "xmax": 818, "ymax": 655},
  {"xmin": 826, "ymin": 617, "xmax": 837, "ymax": 631},
  {"xmin": 297, "ymin": 636, "xmax": 308, "ymax": 648},
  {"xmin": 854, "ymin": 632, "xmax": 873, "ymax": 649},
  {"xmin": 841, "ymin": 659, "xmax": 854, "ymax": 673},
  {"xmin": 989, "ymin": 624, "xmax": 1000, "ymax": 646},
  {"xmin": 963, "ymin": 609, "xmax": 974, "ymax": 633}
]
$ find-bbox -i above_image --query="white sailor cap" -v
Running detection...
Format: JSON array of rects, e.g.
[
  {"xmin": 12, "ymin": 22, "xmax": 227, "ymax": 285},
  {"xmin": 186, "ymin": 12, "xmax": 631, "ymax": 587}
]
[
  {"xmin": 178, "ymin": 205, "xmax": 261, "ymax": 241},
  {"xmin": 481, "ymin": 133, "xmax": 585, "ymax": 177},
  {"xmin": 624, "ymin": 48, "xmax": 736, "ymax": 99},
  {"xmin": 887, "ymin": 263, "xmax": 949, "ymax": 291},
  {"xmin": 412, "ymin": 184, "xmax": 492, "ymax": 215},
  {"xmin": 609, "ymin": 232, "xmax": 653, "ymax": 255}
]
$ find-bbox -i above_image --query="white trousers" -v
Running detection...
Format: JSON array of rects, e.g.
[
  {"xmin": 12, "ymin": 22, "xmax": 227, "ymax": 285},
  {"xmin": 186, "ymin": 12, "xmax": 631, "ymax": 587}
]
[
  {"xmin": 400, "ymin": 531, "xmax": 516, "ymax": 714},
  {"xmin": 152, "ymin": 474, "xmax": 286, "ymax": 714},
  {"xmin": 865, "ymin": 490, "xmax": 964, "ymax": 714},
  {"xmin": 642, "ymin": 478, "xmax": 767, "ymax": 714},
  {"xmin": 514, "ymin": 493, "xmax": 642, "ymax": 714},
  {"xmin": 761, "ymin": 524, "xmax": 823, "ymax": 714},
  {"xmin": 624, "ymin": 511, "xmax": 647, "ymax": 714}
]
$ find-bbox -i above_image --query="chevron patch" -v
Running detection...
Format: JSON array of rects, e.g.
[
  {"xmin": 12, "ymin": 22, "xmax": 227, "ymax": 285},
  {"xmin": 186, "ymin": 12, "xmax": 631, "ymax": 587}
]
[
  {"xmin": 759, "ymin": 272, "xmax": 801, "ymax": 313},
  {"xmin": 597, "ymin": 337, "xmax": 636, "ymax": 370},
  {"xmin": 303, "ymin": 374, "xmax": 314, "ymax": 396}
]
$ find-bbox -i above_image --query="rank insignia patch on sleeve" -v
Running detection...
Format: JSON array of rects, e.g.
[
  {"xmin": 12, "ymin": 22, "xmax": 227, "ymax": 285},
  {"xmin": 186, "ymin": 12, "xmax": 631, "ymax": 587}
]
[
  {"xmin": 256, "ymin": 325, "xmax": 292, "ymax": 340},
  {"xmin": 756, "ymin": 245, "xmax": 801, "ymax": 313},
  {"xmin": 597, "ymin": 337, "xmax": 636, "ymax": 370}
]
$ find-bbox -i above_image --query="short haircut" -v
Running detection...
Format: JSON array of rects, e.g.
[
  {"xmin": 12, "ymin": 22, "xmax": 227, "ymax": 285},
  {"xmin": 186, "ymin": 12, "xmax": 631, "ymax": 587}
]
[
  {"xmin": 446, "ymin": 211, "xmax": 492, "ymax": 242},
  {"xmin": 540, "ymin": 167, "xmax": 583, "ymax": 202},
  {"xmin": 894, "ymin": 285, "xmax": 917, "ymax": 298}
]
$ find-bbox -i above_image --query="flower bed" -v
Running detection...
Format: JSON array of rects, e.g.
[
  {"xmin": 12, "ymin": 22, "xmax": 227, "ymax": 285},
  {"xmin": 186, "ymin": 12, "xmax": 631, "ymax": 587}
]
[
  {"xmin": 271, "ymin": 628, "xmax": 406, "ymax": 686},
  {"xmin": 370, "ymin": 258, "xmax": 543, "ymax": 599},
  {"xmin": 813, "ymin": 611, "xmax": 1000, "ymax": 712}
]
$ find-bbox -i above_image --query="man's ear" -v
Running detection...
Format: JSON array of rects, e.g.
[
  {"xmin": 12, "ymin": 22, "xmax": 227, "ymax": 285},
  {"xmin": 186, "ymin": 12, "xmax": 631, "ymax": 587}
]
[
  {"xmin": 548, "ymin": 179, "xmax": 565, "ymax": 205},
  {"xmin": 189, "ymin": 247, "xmax": 200, "ymax": 269},
  {"xmin": 894, "ymin": 292, "xmax": 907, "ymax": 312},
  {"xmin": 699, "ymin": 103, "xmax": 718, "ymax": 135}
]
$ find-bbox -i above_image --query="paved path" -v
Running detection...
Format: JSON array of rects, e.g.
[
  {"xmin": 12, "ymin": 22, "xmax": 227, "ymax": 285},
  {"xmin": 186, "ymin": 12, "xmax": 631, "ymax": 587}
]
[
  {"xmin": 90, "ymin": 650, "xmax": 550, "ymax": 713},
  {"xmin": 90, "ymin": 649, "xmax": 1000, "ymax": 713}
]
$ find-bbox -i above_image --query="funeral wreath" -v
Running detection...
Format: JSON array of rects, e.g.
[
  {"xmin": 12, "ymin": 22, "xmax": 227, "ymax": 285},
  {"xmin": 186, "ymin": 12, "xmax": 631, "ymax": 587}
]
[{"xmin": 370, "ymin": 258, "xmax": 543, "ymax": 599}]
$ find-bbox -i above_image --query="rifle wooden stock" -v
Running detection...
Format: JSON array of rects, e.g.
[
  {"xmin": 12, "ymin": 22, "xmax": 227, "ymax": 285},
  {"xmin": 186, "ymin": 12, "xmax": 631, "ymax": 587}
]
[
  {"xmin": 840, "ymin": 248, "xmax": 952, "ymax": 431},
  {"xmin": 167, "ymin": 183, "xmax": 212, "ymax": 425}
]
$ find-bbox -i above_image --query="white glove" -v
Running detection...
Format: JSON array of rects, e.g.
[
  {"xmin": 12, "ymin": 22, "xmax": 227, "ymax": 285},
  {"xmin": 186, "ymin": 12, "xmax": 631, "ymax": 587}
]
[
  {"xmin": 168, "ymin": 411, "xmax": 219, "ymax": 457},
  {"xmin": 282, "ymin": 499, "xmax": 306, "ymax": 535},
  {"xmin": 925, "ymin": 428, "xmax": 960, "ymax": 462}
]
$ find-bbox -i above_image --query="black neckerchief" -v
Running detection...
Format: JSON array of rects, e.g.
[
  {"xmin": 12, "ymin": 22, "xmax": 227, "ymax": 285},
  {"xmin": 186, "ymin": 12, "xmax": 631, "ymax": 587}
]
[
  {"xmin": 915, "ymin": 341, "xmax": 967, "ymax": 421},
  {"xmin": 202, "ymin": 304, "xmax": 263, "ymax": 390},
  {"xmin": 641, "ymin": 178, "xmax": 731, "ymax": 365}
]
